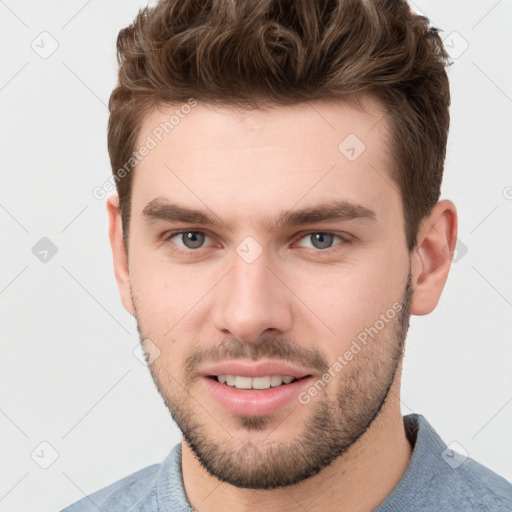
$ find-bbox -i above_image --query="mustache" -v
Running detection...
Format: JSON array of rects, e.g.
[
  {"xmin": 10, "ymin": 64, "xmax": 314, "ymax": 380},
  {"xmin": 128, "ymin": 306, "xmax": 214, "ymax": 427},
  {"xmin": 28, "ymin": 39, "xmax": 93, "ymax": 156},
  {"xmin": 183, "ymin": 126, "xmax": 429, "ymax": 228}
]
[{"xmin": 184, "ymin": 337, "xmax": 330, "ymax": 376}]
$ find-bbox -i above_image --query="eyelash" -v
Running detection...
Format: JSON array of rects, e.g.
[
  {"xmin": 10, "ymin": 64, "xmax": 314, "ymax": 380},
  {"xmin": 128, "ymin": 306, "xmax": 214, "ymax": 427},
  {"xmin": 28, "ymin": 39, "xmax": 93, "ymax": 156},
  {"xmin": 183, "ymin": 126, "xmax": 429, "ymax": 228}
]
[{"xmin": 161, "ymin": 229, "xmax": 352, "ymax": 255}]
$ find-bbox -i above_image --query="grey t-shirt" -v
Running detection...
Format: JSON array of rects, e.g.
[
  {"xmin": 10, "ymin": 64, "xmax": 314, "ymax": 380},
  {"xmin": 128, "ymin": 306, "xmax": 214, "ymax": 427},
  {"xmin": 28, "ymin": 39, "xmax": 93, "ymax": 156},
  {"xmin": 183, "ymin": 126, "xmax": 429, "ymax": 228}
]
[{"xmin": 60, "ymin": 414, "xmax": 512, "ymax": 511}]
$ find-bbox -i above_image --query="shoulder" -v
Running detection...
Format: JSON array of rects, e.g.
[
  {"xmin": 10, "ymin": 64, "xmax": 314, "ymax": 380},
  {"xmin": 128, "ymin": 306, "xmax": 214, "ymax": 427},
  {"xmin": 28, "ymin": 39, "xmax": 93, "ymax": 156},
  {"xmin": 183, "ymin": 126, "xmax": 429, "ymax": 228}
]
[
  {"xmin": 59, "ymin": 462, "xmax": 161, "ymax": 511},
  {"xmin": 445, "ymin": 455, "xmax": 512, "ymax": 510},
  {"xmin": 388, "ymin": 414, "xmax": 512, "ymax": 511},
  {"xmin": 60, "ymin": 443, "xmax": 193, "ymax": 512}
]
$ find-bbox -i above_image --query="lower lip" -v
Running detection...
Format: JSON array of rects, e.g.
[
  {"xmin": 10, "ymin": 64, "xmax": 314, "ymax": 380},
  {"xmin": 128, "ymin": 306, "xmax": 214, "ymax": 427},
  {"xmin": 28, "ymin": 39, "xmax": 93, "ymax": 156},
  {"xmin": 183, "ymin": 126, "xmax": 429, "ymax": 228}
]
[{"xmin": 203, "ymin": 376, "xmax": 313, "ymax": 416}]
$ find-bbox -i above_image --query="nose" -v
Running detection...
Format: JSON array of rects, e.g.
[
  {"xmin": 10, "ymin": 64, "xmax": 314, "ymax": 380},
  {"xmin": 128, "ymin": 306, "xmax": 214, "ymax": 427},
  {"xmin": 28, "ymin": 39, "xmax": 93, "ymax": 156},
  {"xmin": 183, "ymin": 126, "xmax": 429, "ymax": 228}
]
[{"xmin": 211, "ymin": 251, "xmax": 294, "ymax": 343}]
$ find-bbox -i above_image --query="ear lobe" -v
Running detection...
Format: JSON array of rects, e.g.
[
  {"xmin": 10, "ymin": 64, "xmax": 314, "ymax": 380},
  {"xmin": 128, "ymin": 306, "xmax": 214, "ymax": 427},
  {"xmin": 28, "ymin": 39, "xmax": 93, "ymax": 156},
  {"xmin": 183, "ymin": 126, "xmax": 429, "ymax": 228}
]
[
  {"xmin": 106, "ymin": 194, "xmax": 134, "ymax": 315},
  {"xmin": 410, "ymin": 200, "xmax": 458, "ymax": 316}
]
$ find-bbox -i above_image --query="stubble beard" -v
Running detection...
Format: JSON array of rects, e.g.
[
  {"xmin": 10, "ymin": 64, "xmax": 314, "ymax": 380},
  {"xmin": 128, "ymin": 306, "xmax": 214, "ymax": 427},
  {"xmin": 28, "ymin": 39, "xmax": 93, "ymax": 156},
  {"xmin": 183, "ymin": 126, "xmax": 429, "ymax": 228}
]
[{"xmin": 134, "ymin": 272, "xmax": 413, "ymax": 489}]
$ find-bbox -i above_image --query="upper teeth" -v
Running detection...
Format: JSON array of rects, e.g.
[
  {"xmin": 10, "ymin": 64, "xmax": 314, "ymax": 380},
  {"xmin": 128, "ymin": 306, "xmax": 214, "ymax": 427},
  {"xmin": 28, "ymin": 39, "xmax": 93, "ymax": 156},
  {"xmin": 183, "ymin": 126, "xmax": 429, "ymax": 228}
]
[{"xmin": 217, "ymin": 375, "xmax": 295, "ymax": 389}]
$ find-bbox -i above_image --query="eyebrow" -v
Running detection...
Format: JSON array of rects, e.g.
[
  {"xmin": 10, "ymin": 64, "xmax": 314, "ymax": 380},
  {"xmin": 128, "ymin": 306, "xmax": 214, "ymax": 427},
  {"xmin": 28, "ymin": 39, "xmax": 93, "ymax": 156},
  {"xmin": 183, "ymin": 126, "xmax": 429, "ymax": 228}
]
[{"xmin": 142, "ymin": 197, "xmax": 377, "ymax": 231}]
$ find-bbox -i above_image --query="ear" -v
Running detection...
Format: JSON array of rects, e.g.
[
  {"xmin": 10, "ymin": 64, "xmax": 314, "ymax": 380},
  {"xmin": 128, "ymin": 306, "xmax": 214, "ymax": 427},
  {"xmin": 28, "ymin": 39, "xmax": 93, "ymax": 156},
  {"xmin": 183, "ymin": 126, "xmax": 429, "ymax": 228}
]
[
  {"xmin": 106, "ymin": 194, "xmax": 134, "ymax": 315},
  {"xmin": 410, "ymin": 199, "xmax": 458, "ymax": 316}
]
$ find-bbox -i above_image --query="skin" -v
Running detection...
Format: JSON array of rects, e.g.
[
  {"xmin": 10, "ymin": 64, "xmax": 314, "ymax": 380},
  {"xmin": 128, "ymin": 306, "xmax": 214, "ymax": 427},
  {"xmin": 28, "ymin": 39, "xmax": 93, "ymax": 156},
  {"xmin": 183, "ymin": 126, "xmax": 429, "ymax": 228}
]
[{"xmin": 107, "ymin": 98, "xmax": 457, "ymax": 511}]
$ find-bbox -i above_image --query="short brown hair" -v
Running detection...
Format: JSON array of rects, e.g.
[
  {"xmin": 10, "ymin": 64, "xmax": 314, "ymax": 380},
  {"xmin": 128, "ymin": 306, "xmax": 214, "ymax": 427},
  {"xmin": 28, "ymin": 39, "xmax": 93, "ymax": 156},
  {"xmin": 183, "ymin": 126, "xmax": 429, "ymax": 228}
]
[{"xmin": 108, "ymin": 0, "xmax": 451, "ymax": 252}]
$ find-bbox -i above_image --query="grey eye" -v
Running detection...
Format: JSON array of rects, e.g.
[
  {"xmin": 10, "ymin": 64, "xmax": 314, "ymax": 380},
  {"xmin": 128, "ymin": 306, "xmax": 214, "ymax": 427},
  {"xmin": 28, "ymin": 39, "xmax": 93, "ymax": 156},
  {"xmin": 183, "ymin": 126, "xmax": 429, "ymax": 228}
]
[
  {"xmin": 309, "ymin": 233, "xmax": 335, "ymax": 249},
  {"xmin": 179, "ymin": 231, "xmax": 205, "ymax": 249}
]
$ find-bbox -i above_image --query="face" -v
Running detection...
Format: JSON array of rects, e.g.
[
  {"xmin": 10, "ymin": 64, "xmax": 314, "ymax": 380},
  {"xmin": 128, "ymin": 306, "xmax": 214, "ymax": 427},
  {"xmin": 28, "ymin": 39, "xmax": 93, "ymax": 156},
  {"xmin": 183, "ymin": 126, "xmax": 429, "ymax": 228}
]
[{"xmin": 125, "ymin": 99, "xmax": 413, "ymax": 489}]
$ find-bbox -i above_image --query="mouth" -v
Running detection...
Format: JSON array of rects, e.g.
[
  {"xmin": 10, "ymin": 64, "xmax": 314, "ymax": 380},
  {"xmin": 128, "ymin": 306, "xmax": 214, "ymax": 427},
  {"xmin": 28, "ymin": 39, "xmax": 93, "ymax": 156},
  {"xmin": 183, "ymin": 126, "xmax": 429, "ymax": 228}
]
[
  {"xmin": 209, "ymin": 374, "xmax": 308, "ymax": 390},
  {"xmin": 200, "ymin": 362, "xmax": 315, "ymax": 417}
]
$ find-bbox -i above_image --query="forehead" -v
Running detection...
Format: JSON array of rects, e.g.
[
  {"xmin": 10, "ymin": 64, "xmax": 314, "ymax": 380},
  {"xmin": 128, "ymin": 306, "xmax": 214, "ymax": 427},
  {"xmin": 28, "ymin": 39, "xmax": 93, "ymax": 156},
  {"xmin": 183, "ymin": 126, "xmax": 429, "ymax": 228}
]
[{"xmin": 131, "ymin": 98, "xmax": 399, "ymax": 227}]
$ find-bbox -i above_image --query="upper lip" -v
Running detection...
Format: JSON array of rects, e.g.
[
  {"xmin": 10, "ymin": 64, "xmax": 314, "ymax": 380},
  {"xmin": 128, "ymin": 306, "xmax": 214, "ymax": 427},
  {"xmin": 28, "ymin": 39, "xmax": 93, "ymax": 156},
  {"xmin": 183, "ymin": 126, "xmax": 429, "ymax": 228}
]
[{"xmin": 199, "ymin": 360, "xmax": 313, "ymax": 379}]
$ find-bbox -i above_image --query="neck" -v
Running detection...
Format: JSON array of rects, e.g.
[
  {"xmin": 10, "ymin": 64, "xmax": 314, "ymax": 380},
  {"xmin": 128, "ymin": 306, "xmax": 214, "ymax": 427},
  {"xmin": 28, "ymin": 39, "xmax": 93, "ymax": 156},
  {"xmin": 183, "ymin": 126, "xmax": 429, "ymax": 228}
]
[{"xmin": 181, "ymin": 379, "xmax": 411, "ymax": 512}]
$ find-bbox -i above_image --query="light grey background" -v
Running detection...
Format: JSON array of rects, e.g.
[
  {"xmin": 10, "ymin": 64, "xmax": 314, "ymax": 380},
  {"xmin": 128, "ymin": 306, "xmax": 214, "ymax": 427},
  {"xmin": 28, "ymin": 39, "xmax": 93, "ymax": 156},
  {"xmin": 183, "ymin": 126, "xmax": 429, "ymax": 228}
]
[{"xmin": 1, "ymin": 1, "xmax": 511, "ymax": 510}]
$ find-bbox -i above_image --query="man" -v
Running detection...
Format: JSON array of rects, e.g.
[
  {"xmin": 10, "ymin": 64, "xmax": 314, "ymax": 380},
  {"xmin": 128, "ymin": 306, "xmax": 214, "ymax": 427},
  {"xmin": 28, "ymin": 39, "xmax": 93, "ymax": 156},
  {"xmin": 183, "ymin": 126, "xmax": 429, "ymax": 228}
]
[{"xmin": 62, "ymin": 0, "xmax": 512, "ymax": 510}]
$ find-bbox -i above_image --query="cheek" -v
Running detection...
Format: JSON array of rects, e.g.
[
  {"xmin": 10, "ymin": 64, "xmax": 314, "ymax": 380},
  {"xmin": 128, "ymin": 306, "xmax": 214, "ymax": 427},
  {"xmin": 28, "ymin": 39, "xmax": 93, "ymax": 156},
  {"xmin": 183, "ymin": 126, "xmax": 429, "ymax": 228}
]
[
  {"xmin": 130, "ymin": 259, "xmax": 181, "ymax": 333},
  {"xmin": 290, "ymin": 258, "xmax": 405, "ymax": 353},
  {"xmin": 130, "ymin": 254, "xmax": 219, "ymax": 338},
  {"xmin": 130, "ymin": 268, "xmax": 196, "ymax": 377}
]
